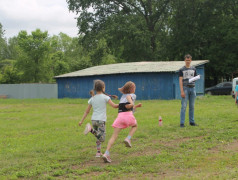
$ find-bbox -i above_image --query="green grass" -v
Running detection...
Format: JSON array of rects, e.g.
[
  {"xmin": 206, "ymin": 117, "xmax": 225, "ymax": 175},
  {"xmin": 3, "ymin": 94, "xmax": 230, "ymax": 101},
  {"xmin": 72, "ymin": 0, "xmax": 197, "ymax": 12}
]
[{"xmin": 0, "ymin": 96, "xmax": 238, "ymax": 179}]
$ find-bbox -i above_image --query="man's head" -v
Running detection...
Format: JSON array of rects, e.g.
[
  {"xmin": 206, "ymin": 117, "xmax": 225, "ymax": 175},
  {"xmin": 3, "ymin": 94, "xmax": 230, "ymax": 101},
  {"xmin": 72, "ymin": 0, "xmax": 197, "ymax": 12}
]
[{"xmin": 184, "ymin": 54, "xmax": 192, "ymax": 67}]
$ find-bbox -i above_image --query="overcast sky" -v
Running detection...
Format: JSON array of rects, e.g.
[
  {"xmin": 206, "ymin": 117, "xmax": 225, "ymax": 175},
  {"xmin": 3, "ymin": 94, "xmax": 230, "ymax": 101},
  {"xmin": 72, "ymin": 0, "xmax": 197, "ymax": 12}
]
[{"xmin": 0, "ymin": 0, "xmax": 79, "ymax": 39}]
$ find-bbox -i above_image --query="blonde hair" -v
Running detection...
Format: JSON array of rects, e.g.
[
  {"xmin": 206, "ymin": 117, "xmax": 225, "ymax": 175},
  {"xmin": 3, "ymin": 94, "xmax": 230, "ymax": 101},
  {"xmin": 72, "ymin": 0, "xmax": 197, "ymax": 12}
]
[{"xmin": 118, "ymin": 81, "xmax": 135, "ymax": 94}]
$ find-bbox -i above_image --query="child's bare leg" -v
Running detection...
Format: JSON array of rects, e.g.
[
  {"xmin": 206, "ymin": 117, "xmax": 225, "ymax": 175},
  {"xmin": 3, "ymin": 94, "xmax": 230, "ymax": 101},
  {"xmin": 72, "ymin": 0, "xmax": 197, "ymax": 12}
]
[
  {"xmin": 124, "ymin": 125, "xmax": 137, "ymax": 147},
  {"xmin": 103, "ymin": 128, "xmax": 121, "ymax": 163},
  {"xmin": 128, "ymin": 124, "xmax": 137, "ymax": 137},
  {"xmin": 106, "ymin": 128, "xmax": 121, "ymax": 152}
]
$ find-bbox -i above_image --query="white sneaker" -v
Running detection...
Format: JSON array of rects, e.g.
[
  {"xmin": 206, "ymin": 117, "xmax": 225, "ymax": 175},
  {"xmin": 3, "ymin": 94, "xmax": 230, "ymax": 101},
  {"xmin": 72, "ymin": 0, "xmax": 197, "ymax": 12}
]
[
  {"xmin": 95, "ymin": 152, "xmax": 102, "ymax": 158},
  {"xmin": 124, "ymin": 138, "xmax": 132, "ymax": 148},
  {"xmin": 84, "ymin": 123, "xmax": 92, "ymax": 135},
  {"xmin": 102, "ymin": 154, "xmax": 112, "ymax": 163}
]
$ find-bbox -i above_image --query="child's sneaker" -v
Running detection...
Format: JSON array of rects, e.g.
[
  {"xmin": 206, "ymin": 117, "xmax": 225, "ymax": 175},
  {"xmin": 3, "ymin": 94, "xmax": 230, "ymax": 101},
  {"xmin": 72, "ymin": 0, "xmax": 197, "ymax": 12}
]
[
  {"xmin": 95, "ymin": 152, "xmax": 102, "ymax": 158},
  {"xmin": 102, "ymin": 154, "xmax": 112, "ymax": 163},
  {"xmin": 124, "ymin": 138, "xmax": 132, "ymax": 148},
  {"xmin": 84, "ymin": 123, "xmax": 92, "ymax": 135}
]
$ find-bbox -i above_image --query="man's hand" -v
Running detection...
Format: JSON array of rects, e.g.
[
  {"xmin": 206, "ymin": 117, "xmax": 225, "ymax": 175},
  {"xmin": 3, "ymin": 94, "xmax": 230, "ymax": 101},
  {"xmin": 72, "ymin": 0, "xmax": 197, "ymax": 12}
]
[{"xmin": 181, "ymin": 91, "xmax": 185, "ymax": 98}]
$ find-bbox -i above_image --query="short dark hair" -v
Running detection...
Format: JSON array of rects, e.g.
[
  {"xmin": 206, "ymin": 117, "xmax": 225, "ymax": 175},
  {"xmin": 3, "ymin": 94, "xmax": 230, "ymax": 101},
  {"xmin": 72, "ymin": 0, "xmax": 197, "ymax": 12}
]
[{"xmin": 184, "ymin": 54, "xmax": 192, "ymax": 59}]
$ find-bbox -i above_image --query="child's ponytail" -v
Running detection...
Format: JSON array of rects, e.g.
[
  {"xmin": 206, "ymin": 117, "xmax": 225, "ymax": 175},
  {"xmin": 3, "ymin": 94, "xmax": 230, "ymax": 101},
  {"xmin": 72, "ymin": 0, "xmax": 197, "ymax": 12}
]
[
  {"xmin": 103, "ymin": 92, "xmax": 118, "ymax": 99},
  {"xmin": 89, "ymin": 90, "xmax": 95, "ymax": 97}
]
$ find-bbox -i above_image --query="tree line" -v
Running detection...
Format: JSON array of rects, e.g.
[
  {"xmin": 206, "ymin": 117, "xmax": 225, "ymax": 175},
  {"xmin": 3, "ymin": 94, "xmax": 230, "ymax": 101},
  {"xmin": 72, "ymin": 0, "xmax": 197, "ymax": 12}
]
[
  {"xmin": 0, "ymin": 27, "xmax": 117, "ymax": 84},
  {"xmin": 1, "ymin": 0, "xmax": 238, "ymax": 86}
]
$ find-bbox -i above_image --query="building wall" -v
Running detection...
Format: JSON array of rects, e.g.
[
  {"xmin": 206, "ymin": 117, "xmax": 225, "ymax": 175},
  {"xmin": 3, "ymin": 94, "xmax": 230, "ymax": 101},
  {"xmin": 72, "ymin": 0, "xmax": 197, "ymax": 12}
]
[
  {"xmin": 57, "ymin": 73, "xmax": 174, "ymax": 100},
  {"xmin": 0, "ymin": 84, "xmax": 58, "ymax": 99},
  {"xmin": 57, "ymin": 65, "xmax": 205, "ymax": 100}
]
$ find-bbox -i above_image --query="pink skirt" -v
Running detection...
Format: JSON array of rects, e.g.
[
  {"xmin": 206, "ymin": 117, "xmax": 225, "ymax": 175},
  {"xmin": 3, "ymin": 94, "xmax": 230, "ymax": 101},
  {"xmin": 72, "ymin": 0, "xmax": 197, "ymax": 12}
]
[{"xmin": 112, "ymin": 111, "xmax": 137, "ymax": 129}]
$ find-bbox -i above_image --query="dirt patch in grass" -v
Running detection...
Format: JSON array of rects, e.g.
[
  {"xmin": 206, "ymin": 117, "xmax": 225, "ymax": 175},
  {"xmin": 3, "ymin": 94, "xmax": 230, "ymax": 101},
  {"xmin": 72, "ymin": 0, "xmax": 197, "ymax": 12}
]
[
  {"xmin": 130, "ymin": 145, "xmax": 161, "ymax": 157},
  {"xmin": 209, "ymin": 140, "xmax": 238, "ymax": 153},
  {"xmin": 224, "ymin": 141, "xmax": 238, "ymax": 152},
  {"xmin": 140, "ymin": 171, "xmax": 183, "ymax": 180},
  {"xmin": 77, "ymin": 171, "xmax": 105, "ymax": 179},
  {"xmin": 152, "ymin": 135, "xmax": 205, "ymax": 148},
  {"xmin": 71, "ymin": 155, "xmax": 122, "ymax": 170},
  {"xmin": 70, "ymin": 138, "xmax": 238, "ymax": 179},
  {"xmin": 109, "ymin": 170, "xmax": 184, "ymax": 180},
  {"xmin": 74, "ymin": 136, "xmax": 204, "ymax": 168}
]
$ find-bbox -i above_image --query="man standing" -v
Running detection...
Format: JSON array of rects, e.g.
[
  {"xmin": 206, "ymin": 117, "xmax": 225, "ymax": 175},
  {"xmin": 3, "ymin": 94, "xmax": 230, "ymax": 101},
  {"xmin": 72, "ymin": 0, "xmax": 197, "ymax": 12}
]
[
  {"xmin": 179, "ymin": 54, "xmax": 197, "ymax": 127},
  {"xmin": 235, "ymin": 84, "xmax": 238, "ymax": 105}
]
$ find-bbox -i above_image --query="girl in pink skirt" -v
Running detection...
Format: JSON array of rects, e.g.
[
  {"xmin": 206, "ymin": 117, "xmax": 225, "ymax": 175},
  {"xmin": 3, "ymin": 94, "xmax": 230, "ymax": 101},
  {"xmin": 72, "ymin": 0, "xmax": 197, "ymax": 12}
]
[{"xmin": 102, "ymin": 81, "xmax": 142, "ymax": 163}]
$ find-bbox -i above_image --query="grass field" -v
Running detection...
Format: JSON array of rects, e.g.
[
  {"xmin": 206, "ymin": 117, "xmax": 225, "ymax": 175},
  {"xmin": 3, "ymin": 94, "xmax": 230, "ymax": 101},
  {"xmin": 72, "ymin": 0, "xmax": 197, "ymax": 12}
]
[{"xmin": 0, "ymin": 96, "xmax": 238, "ymax": 179}]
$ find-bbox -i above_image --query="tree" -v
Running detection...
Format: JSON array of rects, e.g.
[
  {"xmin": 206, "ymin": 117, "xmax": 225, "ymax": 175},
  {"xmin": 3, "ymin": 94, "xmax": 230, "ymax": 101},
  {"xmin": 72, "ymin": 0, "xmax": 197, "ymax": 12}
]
[
  {"xmin": 0, "ymin": 23, "xmax": 8, "ymax": 61},
  {"xmin": 89, "ymin": 38, "xmax": 116, "ymax": 66},
  {"xmin": 7, "ymin": 36, "xmax": 19, "ymax": 60},
  {"xmin": 16, "ymin": 29, "xmax": 51, "ymax": 83},
  {"xmin": 100, "ymin": 14, "xmax": 153, "ymax": 62},
  {"xmin": 66, "ymin": 0, "xmax": 171, "ymax": 60},
  {"xmin": 164, "ymin": 0, "xmax": 238, "ymax": 84},
  {"xmin": 0, "ymin": 65, "xmax": 20, "ymax": 84},
  {"xmin": 50, "ymin": 51, "xmax": 70, "ymax": 76},
  {"xmin": 0, "ymin": 24, "xmax": 21, "ymax": 83},
  {"xmin": 49, "ymin": 33, "xmax": 90, "ymax": 72}
]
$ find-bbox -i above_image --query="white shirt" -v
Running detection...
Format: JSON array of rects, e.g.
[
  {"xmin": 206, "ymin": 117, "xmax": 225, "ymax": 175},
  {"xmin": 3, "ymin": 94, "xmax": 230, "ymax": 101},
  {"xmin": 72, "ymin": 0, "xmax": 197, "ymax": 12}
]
[
  {"xmin": 119, "ymin": 94, "xmax": 136, "ymax": 104},
  {"xmin": 88, "ymin": 94, "xmax": 110, "ymax": 121}
]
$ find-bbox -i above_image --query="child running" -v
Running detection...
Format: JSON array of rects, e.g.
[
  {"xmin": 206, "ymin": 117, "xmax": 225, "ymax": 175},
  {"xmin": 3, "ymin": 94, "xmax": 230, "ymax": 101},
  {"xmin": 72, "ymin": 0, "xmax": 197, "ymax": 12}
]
[
  {"xmin": 102, "ymin": 81, "xmax": 142, "ymax": 163},
  {"xmin": 79, "ymin": 79, "xmax": 118, "ymax": 157}
]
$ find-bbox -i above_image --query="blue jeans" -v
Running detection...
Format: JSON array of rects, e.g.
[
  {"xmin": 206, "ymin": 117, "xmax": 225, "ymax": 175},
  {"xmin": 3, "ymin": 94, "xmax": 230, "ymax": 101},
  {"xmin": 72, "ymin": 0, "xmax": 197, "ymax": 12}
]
[{"xmin": 180, "ymin": 86, "xmax": 196, "ymax": 125}]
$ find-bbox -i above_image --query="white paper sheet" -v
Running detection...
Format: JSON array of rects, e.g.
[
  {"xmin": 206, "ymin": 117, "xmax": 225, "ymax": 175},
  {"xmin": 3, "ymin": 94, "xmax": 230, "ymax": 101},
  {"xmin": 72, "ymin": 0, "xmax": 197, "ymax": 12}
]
[{"xmin": 189, "ymin": 75, "xmax": 200, "ymax": 83}]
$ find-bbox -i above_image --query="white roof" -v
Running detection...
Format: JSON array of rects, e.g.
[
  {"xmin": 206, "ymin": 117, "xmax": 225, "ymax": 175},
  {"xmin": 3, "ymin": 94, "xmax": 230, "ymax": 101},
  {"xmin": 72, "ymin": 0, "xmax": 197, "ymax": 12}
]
[{"xmin": 55, "ymin": 60, "xmax": 209, "ymax": 78}]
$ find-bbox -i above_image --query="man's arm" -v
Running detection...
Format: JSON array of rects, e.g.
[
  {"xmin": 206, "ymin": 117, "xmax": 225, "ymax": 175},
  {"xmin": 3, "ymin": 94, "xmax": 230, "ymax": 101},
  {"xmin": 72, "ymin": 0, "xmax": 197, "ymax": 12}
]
[
  {"xmin": 179, "ymin": 77, "xmax": 185, "ymax": 98},
  {"xmin": 194, "ymin": 68, "xmax": 197, "ymax": 76}
]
